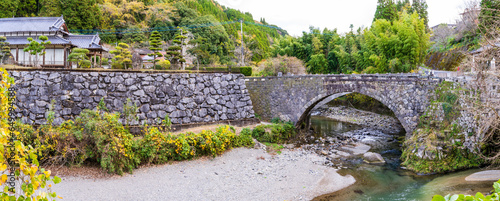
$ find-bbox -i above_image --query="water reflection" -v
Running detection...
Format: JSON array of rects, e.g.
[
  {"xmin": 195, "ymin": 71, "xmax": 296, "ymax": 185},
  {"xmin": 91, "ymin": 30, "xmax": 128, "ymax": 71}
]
[{"xmin": 310, "ymin": 116, "xmax": 493, "ymax": 201}]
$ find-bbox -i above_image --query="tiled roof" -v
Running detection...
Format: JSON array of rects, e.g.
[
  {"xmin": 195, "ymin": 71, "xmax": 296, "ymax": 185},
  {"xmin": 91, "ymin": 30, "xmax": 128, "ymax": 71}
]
[
  {"xmin": 66, "ymin": 34, "xmax": 106, "ymax": 51},
  {"xmin": 0, "ymin": 16, "xmax": 65, "ymax": 33},
  {"xmin": 4, "ymin": 35, "xmax": 71, "ymax": 45}
]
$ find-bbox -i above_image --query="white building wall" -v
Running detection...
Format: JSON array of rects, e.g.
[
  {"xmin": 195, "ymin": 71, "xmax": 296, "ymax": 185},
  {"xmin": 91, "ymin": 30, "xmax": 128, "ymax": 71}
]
[{"xmin": 11, "ymin": 48, "xmax": 65, "ymax": 66}]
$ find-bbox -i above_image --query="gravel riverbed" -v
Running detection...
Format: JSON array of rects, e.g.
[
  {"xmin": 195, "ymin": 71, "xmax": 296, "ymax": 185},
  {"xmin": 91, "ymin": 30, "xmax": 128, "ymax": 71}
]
[{"xmin": 52, "ymin": 147, "xmax": 355, "ymax": 201}]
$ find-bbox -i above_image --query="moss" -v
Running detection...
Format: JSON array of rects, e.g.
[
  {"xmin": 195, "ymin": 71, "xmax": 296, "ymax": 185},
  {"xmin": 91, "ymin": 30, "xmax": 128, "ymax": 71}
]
[{"xmin": 401, "ymin": 81, "xmax": 484, "ymax": 174}]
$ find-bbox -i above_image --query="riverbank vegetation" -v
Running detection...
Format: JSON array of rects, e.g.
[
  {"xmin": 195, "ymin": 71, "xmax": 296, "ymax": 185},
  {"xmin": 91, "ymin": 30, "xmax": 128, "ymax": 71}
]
[
  {"xmin": 401, "ymin": 82, "xmax": 484, "ymax": 174},
  {"xmin": 12, "ymin": 102, "xmax": 256, "ymax": 175}
]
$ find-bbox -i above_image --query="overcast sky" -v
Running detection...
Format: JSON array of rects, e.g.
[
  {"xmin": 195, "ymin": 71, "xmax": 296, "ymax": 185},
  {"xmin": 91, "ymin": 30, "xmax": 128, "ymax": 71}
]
[{"xmin": 217, "ymin": 0, "xmax": 469, "ymax": 36}]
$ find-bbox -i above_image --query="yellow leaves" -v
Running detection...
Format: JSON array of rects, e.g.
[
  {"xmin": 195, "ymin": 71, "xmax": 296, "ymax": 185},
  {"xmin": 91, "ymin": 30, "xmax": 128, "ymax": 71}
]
[
  {"xmin": 0, "ymin": 164, "xmax": 6, "ymax": 171},
  {"xmin": 1, "ymin": 174, "xmax": 7, "ymax": 184},
  {"xmin": 43, "ymin": 170, "xmax": 51, "ymax": 178}
]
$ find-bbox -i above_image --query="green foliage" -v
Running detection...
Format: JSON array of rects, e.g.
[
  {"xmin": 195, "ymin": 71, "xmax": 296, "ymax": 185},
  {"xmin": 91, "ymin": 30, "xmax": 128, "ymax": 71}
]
[
  {"xmin": 374, "ymin": 0, "xmax": 399, "ymax": 22},
  {"xmin": 307, "ymin": 54, "xmax": 328, "ymax": 74},
  {"xmin": 156, "ymin": 60, "xmax": 171, "ymax": 70},
  {"xmin": 271, "ymin": 8, "xmax": 429, "ymax": 75},
  {"xmin": 257, "ymin": 55, "xmax": 306, "ymax": 76},
  {"xmin": 68, "ymin": 48, "xmax": 91, "ymax": 68},
  {"xmin": 0, "ymin": 36, "xmax": 11, "ymax": 64},
  {"xmin": 240, "ymin": 66, "xmax": 252, "ymax": 76},
  {"xmin": 110, "ymin": 43, "xmax": 133, "ymax": 69},
  {"xmin": 122, "ymin": 98, "xmax": 138, "ymax": 126},
  {"xmin": 432, "ymin": 180, "xmax": 500, "ymax": 201},
  {"xmin": 165, "ymin": 27, "xmax": 187, "ymax": 70},
  {"xmin": 60, "ymin": 0, "xmax": 101, "ymax": 34},
  {"xmin": 11, "ymin": 102, "xmax": 255, "ymax": 175},
  {"xmin": 479, "ymin": 0, "xmax": 500, "ymax": 36},
  {"xmin": 251, "ymin": 122, "xmax": 296, "ymax": 144},
  {"xmin": 23, "ymin": 36, "xmax": 51, "ymax": 67},
  {"xmin": 148, "ymin": 31, "xmax": 163, "ymax": 68},
  {"xmin": 138, "ymin": 125, "xmax": 254, "ymax": 164}
]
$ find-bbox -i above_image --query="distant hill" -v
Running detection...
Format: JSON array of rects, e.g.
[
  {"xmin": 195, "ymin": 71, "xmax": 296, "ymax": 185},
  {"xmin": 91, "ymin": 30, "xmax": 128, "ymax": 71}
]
[{"xmin": 0, "ymin": 0, "xmax": 288, "ymax": 64}]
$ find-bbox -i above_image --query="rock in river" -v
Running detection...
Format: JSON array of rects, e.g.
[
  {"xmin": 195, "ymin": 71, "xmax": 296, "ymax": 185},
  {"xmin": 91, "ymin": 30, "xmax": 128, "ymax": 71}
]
[
  {"xmin": 465, "ymin": 170, "xmax": 500, "ymax": 182},
  {"xmin": 363, "ymin": 152, "xmax": 386, "ymax": 165}
]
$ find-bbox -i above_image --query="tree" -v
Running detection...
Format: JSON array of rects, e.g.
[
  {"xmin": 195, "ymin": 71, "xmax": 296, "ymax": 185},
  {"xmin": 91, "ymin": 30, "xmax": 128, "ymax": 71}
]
[
  {"xmin": 374, "ymin": 0, "xmax": 398, "ymax": 22},
  {"xmin": 165, "ymin": 27, "xmax": 187, "ymax": 70},
  {"xmin": 16, "ymin": 0, "xmax": 37, "ymax": 17},
  {"xmin": 39, "ymin": 0, "xmax": 62, "ymax": 16},
  {"xmin": 0, "ymin": 0, "xmax": 19, "ymax": 18},
  {"xmin": 110, "ymin": 43, "xmax": 133, "ymax": 69},
  {"xmin": 0, "ymin": 36, "xmax": 11, "ymax": 64},
  {"xmin": 410, "ymin": 0, "xmax": 429, "ymax": 30},
  {"xmin": 60, "ymin": 0, "xmax": 101, "ymax": 34},
  {"xmin": 306, "ymin": 54, "xmax": 328, "ymax": 74},
  {"xmin": 188, "ymin": 36, "xmax": 210, "ymax": 68},
  {"xmin": 68, "ymin": 48, "xmax": 91, "ymax": 68},
  {"xmin": 479, "ymin": 0, "xmax": 500, "ymax": 39},
  {"xmin": 23, "ymin": 36, "xmax": 51, "ymax": 67},
  {"xmin": 148, "ymin": 31, "xmax": 163, "ymax": 69},
  {"xmin": 364, "ymin": 10, "xmax": 429, "ymax": 73}
]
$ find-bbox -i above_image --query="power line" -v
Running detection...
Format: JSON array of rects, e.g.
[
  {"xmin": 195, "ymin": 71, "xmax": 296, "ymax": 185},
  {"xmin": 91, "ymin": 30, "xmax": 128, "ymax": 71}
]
[{"xmin": 68, "ymin": 20, "xmax": 285, "ymax": 35}]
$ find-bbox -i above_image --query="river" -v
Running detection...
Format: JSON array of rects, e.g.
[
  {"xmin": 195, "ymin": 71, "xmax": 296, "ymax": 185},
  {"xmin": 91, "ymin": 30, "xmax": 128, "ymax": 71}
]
[{"xmin": 309, "ymin": 116, "xmax": 495, "ymax": 201}]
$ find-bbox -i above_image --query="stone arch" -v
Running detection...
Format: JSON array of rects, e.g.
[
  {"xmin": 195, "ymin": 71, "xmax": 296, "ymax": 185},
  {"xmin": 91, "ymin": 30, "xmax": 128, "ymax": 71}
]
[{"xmin": 296, "ymin": 91, "xmax": 410, "ymax": 134}]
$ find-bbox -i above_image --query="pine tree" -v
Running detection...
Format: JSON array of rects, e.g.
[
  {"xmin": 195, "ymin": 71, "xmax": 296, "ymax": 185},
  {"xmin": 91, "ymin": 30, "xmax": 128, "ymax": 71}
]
[
  {"xmin": 23, "ymin": 36, "xmax": 51, "ymax": 67},
  {"xmin": 148, "ymin": 31, "xmax": 163, "ymax": 69},
  {"xmin": 110, "ymin": 43, "xmax": 133, "ymax": 69},
  {"xmin": 68, "ymin": 48, "xmax": 91, "ymax": 68},
  {"xmin": 0, "ymin": 37, "xmax": 11, "ymax": 64},
  {"xmin": 165, "ymin": 27, "xmax": 187, "ymax": 70}
]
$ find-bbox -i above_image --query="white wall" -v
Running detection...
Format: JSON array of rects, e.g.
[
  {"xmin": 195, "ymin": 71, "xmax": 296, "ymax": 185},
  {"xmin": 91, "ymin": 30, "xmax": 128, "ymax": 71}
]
[{"xmin": 11, "ymin": 48, "xmax": 65, "ymax": 66}]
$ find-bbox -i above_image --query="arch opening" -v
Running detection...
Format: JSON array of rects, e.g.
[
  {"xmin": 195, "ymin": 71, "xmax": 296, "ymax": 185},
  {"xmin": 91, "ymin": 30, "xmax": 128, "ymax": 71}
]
[{"xmin": 296, "ymin": 92, "xmax": 408, "ymax": 135}]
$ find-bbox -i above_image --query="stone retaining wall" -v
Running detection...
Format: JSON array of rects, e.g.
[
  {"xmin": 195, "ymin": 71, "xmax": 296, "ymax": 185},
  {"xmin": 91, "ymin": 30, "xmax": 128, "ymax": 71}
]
[{"xmin": 8, "ymin": 70, "xmax": 255, "ymax": 125}]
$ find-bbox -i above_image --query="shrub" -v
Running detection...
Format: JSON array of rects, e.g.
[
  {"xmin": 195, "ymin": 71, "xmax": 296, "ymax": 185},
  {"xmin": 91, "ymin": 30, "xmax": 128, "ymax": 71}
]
[
  {"xmin": 139, "ymin": 125, "xmax": 254, "ymax": 164},
  {"xmin": 138, "ymin": 126, "xmax": 174, "ymax": 164},
  {"xmin": 156, "ymin": 60, "xmax": 171, "ymax": 70},
  {"xmin": 72, "ymin": 109, "xmax": 139, "ymax": 175},
  {"xmin": 240, "ymin": 66, "xmax": 252, "ymax": 76},
  {"xmin": 251, "ymin": 122, "xmax": 296, "ymax": 143},
  {"xmin": 235, "ymin": 128, "xmax": 255, "ymax": 147},
  {"xmin": 22, "ymin": 108, "xmax": 140, "ymax": 175},
  {"xmin": 257, "ymin": 55, "xmax": 306, "ymax": 76}
]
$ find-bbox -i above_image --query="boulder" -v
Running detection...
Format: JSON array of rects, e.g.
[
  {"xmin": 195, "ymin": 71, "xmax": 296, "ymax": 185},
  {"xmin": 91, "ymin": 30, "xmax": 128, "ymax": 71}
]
[
  {"xmin": 465, "ymin": 170, "xmax": 500, "ymax": 182},
  {"xmin": 340, "ymin": 143, "xmax": 371, "ymax": 155},
  {"xmin": 363, "ymin": 152, "xmax": 385, "ymax": 164}
]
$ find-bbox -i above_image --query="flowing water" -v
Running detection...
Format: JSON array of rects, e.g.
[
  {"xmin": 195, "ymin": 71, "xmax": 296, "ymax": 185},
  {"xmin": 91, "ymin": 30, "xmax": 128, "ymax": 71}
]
[{"xmin": 309, "ymin": 116, "xmax": 495, "ymax": 201}]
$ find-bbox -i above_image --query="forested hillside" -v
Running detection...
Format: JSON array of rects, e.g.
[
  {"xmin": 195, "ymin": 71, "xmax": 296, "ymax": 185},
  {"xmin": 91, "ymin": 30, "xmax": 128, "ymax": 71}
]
[
  {"xmin": 271, "ymin": 0, "xmax": 430, "ymax": 74},
  {"xmin": 0, "ymin": 0, "xmax": 287, "ymax": 64}
]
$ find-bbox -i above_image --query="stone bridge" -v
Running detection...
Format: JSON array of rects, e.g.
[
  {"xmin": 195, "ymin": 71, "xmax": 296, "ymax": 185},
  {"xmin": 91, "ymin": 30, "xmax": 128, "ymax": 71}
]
[{"xmin": 246, "ymin": 74, "xmax": 443, "ymax": 134}]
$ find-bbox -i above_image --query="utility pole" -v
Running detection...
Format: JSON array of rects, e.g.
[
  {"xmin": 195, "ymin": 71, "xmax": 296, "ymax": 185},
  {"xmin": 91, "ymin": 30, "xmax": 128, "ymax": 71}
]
[{"xmin": 240, "ymin": 19, "xmax": 244, "ymax": 66}]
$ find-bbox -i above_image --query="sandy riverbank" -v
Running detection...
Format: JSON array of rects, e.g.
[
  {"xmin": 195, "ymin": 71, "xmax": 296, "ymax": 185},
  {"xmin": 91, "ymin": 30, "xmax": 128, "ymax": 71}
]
[{"xmin": 52, "ymin": 147, "xmax": 355, "ymax": 201}]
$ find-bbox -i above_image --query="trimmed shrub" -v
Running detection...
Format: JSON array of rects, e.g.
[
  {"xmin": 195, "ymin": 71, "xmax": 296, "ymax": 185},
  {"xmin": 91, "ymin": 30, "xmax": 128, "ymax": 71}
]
[
  {"xmin": 240, "ymin": 66, "xmax": 252, "ymax": 76},
  {"xmin": 251, "ymin": 122, "xmax": 296, "ymax": 144}
]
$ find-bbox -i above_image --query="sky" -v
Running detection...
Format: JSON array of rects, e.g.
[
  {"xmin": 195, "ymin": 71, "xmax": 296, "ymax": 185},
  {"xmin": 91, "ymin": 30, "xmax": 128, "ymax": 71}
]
[{"xmin": 217, "ymin": 0, "xmax": 469, "ymax": 36}]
